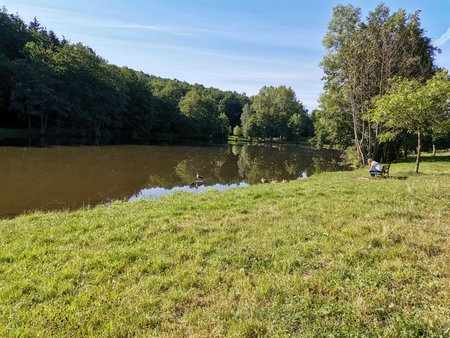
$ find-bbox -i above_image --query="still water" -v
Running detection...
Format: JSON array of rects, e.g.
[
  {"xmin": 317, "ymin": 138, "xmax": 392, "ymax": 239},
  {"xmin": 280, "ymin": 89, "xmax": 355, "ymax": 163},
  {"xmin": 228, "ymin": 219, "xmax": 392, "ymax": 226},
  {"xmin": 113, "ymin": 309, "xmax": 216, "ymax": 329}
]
[{"xmin": 0, "ymin": 143, "xmax": 343, "ymax": 217}]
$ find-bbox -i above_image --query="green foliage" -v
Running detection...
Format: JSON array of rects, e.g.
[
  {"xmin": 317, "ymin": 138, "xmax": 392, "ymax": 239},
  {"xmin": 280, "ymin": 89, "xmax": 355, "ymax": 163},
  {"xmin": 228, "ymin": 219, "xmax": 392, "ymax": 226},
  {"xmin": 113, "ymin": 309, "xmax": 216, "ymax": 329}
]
[
  {"xmin": 340, "ymin": 145, "xmax": 360, "ymax": 166},
  {"xmin": 240, "ymin": 103, "xmax": 253, "ymax": 127},
  {"xmin": 232, "ymin": 125, "xmax": 242, "ymax": 137},
  {"xmin": 2, "ymin": 7, "xmax": 320, "ymax": 144},
  {"xmin": 0, "ymin": 8, "xmax": 28, "ymax": 59},
  {"xmin": 218, "ymin": 92, "xmax": 247, "ymax": 128},
  {"xmin": 1, "ymin": 155, "xmax": 449, "ymax": 336},
  {"xmin": 371, "ymin": 71, "xmax": 450, "ymax": 136},
  {"xmin": 242, "ymin": 115, "xmax": 260, "ymax": 139},
  {"xmin": 318, "ymin": 3, "xmax": 437, "ymax": 163},
  {"xmin": 370, "ymin": 70, "xmax": 450, "ymax": 172},
  {"xmin": 179, "ymin": 89, "xmax": 219, "ymax": 137},
  {"xmin": 242, "ymin": 86, "xmax": 311, "ymax": 141},
  {"xmin": 0, "ymin": 7, "xmax": 253, "ymax": 141},
  {"xmin": 216, "ymin": 112, "xmax": 231, "ymax": 139}
]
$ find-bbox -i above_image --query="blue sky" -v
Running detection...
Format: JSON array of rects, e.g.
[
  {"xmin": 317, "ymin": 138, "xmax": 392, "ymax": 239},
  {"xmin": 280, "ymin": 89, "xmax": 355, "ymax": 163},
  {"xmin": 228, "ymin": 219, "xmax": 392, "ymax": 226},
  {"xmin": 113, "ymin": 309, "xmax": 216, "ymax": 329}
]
[{"xmin": 2, "ymin": 0, "xmax": 450, "ymax": 111}]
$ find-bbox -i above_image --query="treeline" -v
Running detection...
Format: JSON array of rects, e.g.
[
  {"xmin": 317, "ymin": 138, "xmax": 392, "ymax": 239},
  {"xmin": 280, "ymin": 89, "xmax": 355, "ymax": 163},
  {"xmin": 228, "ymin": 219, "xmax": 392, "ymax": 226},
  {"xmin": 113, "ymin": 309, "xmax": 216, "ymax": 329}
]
[
  {"xmin": 313, "ymin": 4, "xmax": 450, "ymax": 165},
  {"xmin": 0, "ymin": 8, "xmax": 312, "ymax": 142}
]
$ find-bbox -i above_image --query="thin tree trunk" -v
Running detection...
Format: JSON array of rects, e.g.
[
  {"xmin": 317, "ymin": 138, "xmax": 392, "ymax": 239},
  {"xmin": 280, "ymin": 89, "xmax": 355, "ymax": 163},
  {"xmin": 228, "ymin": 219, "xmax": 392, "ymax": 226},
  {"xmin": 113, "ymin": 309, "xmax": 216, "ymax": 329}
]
[
  {"xmin": 351, "ymin": 98, "xmax": 365, "ymax": 165},
  {"xmin": 40, "ymin": 114, "xmax": 48, "ymax": 134},
  {"xmin": 415, "ymin": 129, "xmax": 422, "ymax": 173},
  {"xmin": 432, "ymin": 143, "xmax": 436, "ymax": 156},
  {"xmin": 352, "ymin": 109, "xmax": 365, "ymax": 165}
]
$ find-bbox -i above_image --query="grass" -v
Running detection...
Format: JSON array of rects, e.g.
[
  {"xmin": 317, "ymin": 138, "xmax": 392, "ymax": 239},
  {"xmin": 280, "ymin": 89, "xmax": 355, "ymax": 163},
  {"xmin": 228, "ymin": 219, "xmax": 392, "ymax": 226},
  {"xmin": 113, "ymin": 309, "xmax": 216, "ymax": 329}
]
[{"xmin": 0, "ymin": 154, "xmax": 449, "ymax": 337}]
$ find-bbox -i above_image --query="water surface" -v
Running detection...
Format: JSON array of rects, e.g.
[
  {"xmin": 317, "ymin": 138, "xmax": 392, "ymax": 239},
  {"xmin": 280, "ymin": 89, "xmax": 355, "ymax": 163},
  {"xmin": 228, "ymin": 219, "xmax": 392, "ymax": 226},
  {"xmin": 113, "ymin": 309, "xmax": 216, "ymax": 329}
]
[{"xmin": 0, "ymin": 143, "xmax": 342, "ymax": 217}]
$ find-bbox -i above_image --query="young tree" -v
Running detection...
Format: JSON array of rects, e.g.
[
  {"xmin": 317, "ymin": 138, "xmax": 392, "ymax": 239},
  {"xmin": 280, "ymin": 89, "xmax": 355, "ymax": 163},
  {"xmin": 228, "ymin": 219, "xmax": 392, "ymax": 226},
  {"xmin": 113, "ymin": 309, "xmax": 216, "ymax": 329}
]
[
  {"xmin": 216, "ymin": 112, "xmax": 231, "ymax": 139},
  {"xmin": 233, "ymin": 125, "xmax": 242, "ymax": 137},
  {"xmin": 240, "ymin": 103, "xmax": 253, "ymax": 127},
  {"xmin": 371, "ymin": 70, "xmax": 450, "ymax": 173}
]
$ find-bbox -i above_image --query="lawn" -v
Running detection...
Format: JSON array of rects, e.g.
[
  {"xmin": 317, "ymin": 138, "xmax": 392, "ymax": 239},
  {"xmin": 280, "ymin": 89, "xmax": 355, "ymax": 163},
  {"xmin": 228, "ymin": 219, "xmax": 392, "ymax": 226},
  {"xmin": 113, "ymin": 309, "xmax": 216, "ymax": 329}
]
[{"xmin": 1, "ymin": 155, "xmax": 449, "ymax": 337}]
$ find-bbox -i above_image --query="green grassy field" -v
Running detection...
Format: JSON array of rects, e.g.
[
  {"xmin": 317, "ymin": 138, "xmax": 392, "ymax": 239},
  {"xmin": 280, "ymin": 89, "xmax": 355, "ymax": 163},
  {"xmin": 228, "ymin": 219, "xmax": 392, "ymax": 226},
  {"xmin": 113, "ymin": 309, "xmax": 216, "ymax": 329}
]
[{"xmin": 1, "ymin": 155, "xmax": 449, "ymax": 337}]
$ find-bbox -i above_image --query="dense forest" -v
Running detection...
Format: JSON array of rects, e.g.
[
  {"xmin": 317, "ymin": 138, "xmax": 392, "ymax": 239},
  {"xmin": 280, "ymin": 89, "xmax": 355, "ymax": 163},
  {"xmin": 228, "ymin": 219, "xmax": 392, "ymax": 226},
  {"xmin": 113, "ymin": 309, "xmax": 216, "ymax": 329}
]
[{"xmin": 0, "ymin": 7, "xmax": 312, "ymax": 143}]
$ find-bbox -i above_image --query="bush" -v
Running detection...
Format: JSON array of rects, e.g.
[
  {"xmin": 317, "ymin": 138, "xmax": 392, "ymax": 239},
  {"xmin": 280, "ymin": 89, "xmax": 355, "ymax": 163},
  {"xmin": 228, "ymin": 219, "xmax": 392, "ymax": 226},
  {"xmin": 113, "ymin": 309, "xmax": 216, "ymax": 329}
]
[{"xmin": 233, "ymin": 125, "xmax": 242, "ymax": 137}]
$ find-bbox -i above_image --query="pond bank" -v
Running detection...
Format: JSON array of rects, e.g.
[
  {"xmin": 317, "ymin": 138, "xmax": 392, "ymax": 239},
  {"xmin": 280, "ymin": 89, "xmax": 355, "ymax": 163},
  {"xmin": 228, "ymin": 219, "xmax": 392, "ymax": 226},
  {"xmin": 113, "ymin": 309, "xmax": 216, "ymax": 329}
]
[{"xmin": 1, "ymin": 155, "xmax": 449, "ymax": 336}]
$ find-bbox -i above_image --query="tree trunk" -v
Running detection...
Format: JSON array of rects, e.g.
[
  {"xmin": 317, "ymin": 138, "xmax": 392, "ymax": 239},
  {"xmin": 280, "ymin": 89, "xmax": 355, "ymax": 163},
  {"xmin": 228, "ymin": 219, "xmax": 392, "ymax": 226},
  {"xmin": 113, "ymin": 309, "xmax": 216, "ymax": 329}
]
[
  {"xmin": 349, "ymin": 92, "xmax": 365, "ymax": 165},
  {"xmin": 415, "ymin": 130, "xmax": 422, "ymax": 174},
  {"xmin": 56, "ymin": 119, "xmax": 61, "ymax": 135},
  {"xmin": 432, "ymin": 143, "xmax": 436, "ymax": 156},
  {"xmin": 40, "ymin": 114, "xmax": 48, "ymax": 135}
]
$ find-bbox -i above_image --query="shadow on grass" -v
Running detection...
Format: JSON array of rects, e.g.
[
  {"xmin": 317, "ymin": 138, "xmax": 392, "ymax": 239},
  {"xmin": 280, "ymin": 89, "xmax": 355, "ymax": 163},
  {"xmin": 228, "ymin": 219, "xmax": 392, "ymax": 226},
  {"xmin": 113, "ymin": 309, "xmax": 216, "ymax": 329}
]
[{"xmin": 357, "ymin": 176, "xmax": 409, "ymax": 181}]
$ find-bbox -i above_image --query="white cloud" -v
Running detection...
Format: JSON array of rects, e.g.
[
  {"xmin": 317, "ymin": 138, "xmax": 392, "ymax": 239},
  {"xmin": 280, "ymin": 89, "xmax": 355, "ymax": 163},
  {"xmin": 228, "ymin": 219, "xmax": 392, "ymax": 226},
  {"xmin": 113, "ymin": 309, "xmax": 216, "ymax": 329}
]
[{"xmin": 436, "ymin": 28, "xmax": 450, "ymax": 47}]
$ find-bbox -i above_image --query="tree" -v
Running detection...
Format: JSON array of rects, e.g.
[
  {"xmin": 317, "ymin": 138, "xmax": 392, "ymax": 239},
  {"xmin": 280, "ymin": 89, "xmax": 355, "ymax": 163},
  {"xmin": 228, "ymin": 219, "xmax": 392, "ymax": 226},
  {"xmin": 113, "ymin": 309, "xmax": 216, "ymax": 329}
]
[
  {"xmin": 216, "ymin": 112, "xmax": 231, "ymax": 139},
  {"xmin": 371, "ymin": 70, "xmax": 450, "ymax": 173},
  {"xmin": 233, "ymin": 125, "xmax": 242, "ymax": 137},
  {"xmin": 287, "ymin": 112, "xmax": 312, "ymax": 141},
  {"xmin": 430, "ymin": 116, "xmax": 450, "ymax": 155},
  {"xmin": 240, "ymin": 103, "xmax": 253, "ymax": 126},
  {"xmin": 244, "ymin": 86, "xmax": 308, "ymax": 140},
  {"xmin": 218, "ymin": 92, "xmax": 246, "ymax": 128},
  {"xmin": 320, "ymin": 4, "xmax": 436, "ymax": 164},
  {"xmin": 179, "ymin": 89, "xmax": 218, "ymax": 137},
  {"xmin": 0, "ymin": 8, "xmax": 28, "ymax": 59}
]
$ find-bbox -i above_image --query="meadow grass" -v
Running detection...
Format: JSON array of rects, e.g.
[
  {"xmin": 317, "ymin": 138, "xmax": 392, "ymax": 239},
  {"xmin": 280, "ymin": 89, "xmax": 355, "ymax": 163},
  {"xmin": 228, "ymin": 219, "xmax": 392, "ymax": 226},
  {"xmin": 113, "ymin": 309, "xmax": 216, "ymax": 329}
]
[{"xmin": 1, "ymin": 154, "xmax": 449, "ymax": 337}]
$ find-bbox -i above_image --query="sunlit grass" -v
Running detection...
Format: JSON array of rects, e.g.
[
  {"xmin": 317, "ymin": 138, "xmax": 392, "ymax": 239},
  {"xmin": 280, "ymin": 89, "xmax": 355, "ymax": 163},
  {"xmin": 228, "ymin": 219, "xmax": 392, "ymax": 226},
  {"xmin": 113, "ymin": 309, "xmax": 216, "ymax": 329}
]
[{"xmin": 1, "ymin": 154, "xmax": 449, "ymax": 336}]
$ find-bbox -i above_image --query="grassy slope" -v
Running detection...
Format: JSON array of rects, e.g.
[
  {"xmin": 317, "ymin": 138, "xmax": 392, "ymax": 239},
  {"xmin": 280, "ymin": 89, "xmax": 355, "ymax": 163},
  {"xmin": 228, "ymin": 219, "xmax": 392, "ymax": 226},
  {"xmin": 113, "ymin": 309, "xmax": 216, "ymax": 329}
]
[{"xmin": 0, "ymin": 155, "xmax": 449, "ymax": 337}]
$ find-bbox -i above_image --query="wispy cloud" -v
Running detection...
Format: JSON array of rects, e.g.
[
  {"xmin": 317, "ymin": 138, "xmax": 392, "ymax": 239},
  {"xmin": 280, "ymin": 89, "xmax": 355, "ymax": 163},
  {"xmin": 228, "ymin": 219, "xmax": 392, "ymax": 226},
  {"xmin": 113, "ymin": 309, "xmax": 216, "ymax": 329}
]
[
  {"xmin": 112, "ymin": 23, "xmax": 174, "ymax": 32},
  {"xmin": 436, "ymin": 28, "xmax": 450, "ymax": 47}
]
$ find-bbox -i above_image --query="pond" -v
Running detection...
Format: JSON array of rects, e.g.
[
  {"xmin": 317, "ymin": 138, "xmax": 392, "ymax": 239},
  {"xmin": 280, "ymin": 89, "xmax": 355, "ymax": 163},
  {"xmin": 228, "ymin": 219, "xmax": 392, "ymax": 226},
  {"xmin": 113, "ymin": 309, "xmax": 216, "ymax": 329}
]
[{"xmin": 0, "ymin": 143, "xmax": 343, "ymax": 217}]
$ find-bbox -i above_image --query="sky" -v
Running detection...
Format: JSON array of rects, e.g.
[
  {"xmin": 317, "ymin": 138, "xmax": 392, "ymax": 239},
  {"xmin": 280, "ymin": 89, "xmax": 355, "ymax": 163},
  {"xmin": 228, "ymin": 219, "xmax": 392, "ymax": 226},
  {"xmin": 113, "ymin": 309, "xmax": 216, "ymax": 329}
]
[{"xmin": 2, "ymin": 0, "xmax": 450, "ymax": 111}]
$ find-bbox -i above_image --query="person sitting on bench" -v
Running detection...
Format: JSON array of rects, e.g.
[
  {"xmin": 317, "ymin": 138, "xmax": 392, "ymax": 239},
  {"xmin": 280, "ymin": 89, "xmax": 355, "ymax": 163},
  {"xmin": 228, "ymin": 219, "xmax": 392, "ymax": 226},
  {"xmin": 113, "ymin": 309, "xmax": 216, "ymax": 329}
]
[{"xmin": 368, "ymin": 158, "xmax": 382, "ymax": 175}]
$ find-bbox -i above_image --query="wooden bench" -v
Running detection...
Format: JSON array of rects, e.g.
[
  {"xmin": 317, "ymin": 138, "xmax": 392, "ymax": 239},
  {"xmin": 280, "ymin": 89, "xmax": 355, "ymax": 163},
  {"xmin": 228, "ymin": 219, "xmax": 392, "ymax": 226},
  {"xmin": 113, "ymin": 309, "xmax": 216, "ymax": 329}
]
[{"xmin": 370, "ymin": 164, "xmax": 390, "ymax": 178}]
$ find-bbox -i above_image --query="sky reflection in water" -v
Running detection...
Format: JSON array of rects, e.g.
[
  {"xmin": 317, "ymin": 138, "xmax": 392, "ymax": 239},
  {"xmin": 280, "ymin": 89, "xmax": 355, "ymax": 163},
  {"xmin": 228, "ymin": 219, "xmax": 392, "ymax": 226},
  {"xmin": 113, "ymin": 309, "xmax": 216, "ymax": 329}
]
[
  {"xmin": 129, "ymin": 182, "xmax": 250, "ymax": 201},
  {"xmin": 130, "ymin": 171, "xmax": 308, "ymax": 202}
]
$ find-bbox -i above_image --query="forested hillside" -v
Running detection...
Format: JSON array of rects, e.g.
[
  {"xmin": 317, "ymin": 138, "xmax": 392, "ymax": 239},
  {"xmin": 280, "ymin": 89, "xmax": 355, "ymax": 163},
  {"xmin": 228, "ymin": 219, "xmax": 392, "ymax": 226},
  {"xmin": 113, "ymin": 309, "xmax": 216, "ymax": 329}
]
[{"xmin": 0, "ymin": 8, "xmax": 313, "ymax": 142}]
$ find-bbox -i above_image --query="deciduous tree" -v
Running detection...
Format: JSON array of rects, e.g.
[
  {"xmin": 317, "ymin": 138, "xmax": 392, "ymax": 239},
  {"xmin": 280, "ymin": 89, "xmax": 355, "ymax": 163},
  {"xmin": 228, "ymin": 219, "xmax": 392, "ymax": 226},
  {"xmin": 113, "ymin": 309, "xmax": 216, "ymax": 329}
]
[{"xmin": 371, "ymin": 70, "xmax": 450, "ymax": 173}]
